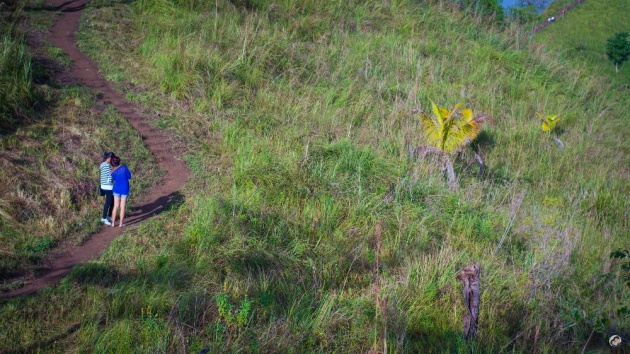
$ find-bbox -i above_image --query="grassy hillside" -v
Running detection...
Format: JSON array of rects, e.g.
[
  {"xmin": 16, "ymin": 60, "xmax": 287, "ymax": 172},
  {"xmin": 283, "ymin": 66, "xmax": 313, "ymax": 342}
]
[
  {"xmin": 0, "ymin": 3, "xmax": 161, "ymax": 282},
  {"xmin": 539, "ymin": 0, "xmax": 630, "ymax": 85},
  {"xmin": 0, "ymin": 5, "xmax": 33, "ymax": 131},
  {"xmin": 1, "ymin": 0, "xmax": 628, "ymax": 352}
]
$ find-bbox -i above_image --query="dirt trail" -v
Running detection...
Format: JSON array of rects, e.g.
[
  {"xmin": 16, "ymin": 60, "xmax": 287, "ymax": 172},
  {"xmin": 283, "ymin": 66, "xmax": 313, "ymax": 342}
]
[
  {"xmin": 531, "ymin": 0, "xmax": 585, "ymax": 34},
  {"xmin": 0, "ymin": 0, "xmax": 189, "ymax": 298}
]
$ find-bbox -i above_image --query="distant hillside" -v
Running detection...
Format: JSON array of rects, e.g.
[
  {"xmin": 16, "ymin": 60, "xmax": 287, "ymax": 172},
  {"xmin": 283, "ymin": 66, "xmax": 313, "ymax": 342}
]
[{"xmin": 537, "ymin": 0, "xmax": 630, "ymax": 84}]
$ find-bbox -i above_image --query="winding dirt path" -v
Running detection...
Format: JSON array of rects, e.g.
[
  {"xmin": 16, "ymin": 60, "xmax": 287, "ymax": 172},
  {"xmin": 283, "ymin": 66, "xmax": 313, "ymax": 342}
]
[
  {"xmin": 531, "ymin": 0, "xmax": 585, "ymax": 34},
  {"xmin": 0, "ymin": 0, "xmax": 189, "ymax": 298}
]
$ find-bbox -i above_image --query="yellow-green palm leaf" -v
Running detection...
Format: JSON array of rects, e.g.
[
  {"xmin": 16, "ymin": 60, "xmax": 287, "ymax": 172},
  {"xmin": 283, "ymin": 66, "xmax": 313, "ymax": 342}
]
[
  {"xmin": 537, "ymin": 112, "xmax": 560, "ymax": 133},
  {"xmin": 419, "ymin": 100, "xmax": 489, "ymax": 154}
]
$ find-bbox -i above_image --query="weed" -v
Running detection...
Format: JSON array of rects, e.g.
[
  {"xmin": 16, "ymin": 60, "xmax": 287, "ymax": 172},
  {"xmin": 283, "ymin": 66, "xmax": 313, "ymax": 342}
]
[{"xmin": 214, "ymin": 292, "xmax": 254, "ymax": 342}]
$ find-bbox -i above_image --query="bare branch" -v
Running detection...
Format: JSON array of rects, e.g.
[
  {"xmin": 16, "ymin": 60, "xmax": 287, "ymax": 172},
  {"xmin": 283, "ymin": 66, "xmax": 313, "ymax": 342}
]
[
  {"xmin": 473, "ymin": 151, "xmax": 484, "ymax": 176},
  {"xmin": 473, "ymin": 114, "xmax": 494, "ymax": 126},
  {"xmin": 552, "ymin": 136, "xmax": 564, "ymax": 150}
]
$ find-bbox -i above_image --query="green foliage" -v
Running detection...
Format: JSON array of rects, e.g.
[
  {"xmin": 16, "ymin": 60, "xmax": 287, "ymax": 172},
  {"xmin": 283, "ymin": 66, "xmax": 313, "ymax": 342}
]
[
  {"xmin": 606, "ymin": 32, "xmax": 630, "ymax": 73},
  {"xmin": 459, "ymin": 0, "xmax": 505, "ymax": 24},
  {"xmin": 215, "ymin": 293, "xmax": 252, "ymax": 330},
  {"xmin": 0, "ymin": 28, "xmax": 33, "ymax": 130},
  {"xmin": 507, "ymin": 4, "xmax": 538, "ymax": 24},
  {"xmin": 609, "ymin": 249, "xmax": 630, "ymax": 287},
  {"xmin": 215, "ymin": 292, "xmax": 254, "ymax": 339},
  {"xmin": 536, "ymin": 112, "xmax": 559, "ymax": 133},
  {"xmin": 418, "ymin": 100, "xmax": 490, "ymax": 154}
]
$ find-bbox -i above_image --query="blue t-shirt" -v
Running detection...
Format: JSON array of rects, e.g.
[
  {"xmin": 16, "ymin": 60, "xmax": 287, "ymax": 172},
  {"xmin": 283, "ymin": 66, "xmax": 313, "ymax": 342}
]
[{"xmin": 111, "ymin": 165, "xmax": 132, "ymax": 195}]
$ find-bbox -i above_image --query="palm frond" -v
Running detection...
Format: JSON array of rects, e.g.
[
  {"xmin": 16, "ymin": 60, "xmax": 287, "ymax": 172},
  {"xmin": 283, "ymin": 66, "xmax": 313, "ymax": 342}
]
[
  {"xmin": 446, "ymin": 103, "xmax": 464, "ymax": 123},
  {"xmin": 537, "ymin": 112, "xmax": 560, "ymax": 133},
  {"xmin": 541, "ymin": 120, "xmax": 551, "ymax": 132},
  {"xmin": 418, "ymin": 100, "xmax": 491, "ymax": 154},
  {"xmin": 547, "ymin": 115, "xmax": 559, "ymax": 131},
  {"xmin": 472, "ymin": 114, "xmax": 493, "ymax": 125},
  {"xmin": 420, "ymin": 111, "xmax": 443, "ymax": 148},
  {"xmin": 430, "ymin": 100, "xmax": 445, "ymax": 127},
  {"xmin": 461, "ymin": 108, "xmax": 473, "ymax": 121}
]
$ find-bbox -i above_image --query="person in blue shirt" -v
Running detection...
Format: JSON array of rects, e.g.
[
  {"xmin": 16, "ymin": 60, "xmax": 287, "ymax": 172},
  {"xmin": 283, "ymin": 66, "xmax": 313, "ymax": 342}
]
[{"xmin": 110, "ymin": 156, "xmax": 132, "ymax": 227}]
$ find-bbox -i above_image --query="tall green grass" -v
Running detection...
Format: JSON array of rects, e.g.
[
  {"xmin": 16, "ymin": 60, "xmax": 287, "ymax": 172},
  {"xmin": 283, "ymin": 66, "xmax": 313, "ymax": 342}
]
[
  {"xmin": 0, "ymin": 27, "xmax": 33, "ymax": 131},
  {"xmin": 1, "ymin": 0, "xmax": 628, "ymax": 352},
  {"xmin": 0, "ymin": 4, "xmax": 162, "ymax": 283}
]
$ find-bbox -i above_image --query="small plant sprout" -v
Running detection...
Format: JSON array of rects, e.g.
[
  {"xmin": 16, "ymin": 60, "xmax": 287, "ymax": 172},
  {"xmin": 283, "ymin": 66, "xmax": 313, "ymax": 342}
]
[
  {"xmin": 414, "ymin": 100, "xmax": 492, "ymax": 190},
  {"xmin": 536, "ymin": 112, "xmax": 564, "ymax": 149}
]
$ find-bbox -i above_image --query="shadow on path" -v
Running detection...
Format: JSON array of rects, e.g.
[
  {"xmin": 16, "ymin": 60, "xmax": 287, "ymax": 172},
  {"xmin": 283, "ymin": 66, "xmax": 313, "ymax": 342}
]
[{"xmin": 126, "ymin": 191, "xmax": 186, "ymax": 226}]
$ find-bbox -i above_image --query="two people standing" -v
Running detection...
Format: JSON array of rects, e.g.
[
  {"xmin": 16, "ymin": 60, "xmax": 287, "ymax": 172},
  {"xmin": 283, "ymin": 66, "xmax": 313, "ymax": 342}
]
[{"xmin": 99, "ymin": 152, "xmax": 132, "ymax": 227}]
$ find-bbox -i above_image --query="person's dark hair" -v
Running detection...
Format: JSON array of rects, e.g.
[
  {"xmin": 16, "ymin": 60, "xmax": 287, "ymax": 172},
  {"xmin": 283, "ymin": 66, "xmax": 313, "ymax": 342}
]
[
  {"xmin": 111, "ymin": 156, "xmax": 121, "ymax": 167},
  {"xmin": 103, "ymin": 151, "xmax": 115, "ymax": 161}
]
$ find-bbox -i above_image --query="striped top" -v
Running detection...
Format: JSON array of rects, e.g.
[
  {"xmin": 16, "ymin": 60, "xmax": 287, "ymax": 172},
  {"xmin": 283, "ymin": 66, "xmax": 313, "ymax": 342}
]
[{"xmin": 100, "ymin": 162, "xmax": 113, "ymax": 190}]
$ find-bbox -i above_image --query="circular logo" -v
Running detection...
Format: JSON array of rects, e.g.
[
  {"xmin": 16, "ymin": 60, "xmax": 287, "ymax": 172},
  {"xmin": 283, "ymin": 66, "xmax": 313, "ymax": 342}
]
[{"xmin": 609, "ymin": 335, "xmax": 622, "ymax": 348}]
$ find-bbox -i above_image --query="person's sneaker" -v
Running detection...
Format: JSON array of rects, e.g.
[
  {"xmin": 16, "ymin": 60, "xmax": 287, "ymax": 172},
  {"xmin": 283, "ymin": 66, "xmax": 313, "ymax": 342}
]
[
  {"xmin": 101, "ymin": 218, "xmax": 112, "ymax": 225},
  {"xmin": 106, "ymin": 216, "xmax": 112, "ymax": 222}
]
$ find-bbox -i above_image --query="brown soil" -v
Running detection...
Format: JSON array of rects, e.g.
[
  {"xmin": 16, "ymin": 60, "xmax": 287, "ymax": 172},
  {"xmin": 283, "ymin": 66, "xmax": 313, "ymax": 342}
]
[{"xmin": 0, "ymin": 0, "xmax": 189, "ymax": 298}]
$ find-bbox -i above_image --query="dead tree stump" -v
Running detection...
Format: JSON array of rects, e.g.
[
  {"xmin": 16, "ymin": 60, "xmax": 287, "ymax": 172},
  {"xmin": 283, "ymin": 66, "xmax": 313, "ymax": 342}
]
[{"xmin": 457, "ymin": 263, "xmax": 481, "ymax": 340}]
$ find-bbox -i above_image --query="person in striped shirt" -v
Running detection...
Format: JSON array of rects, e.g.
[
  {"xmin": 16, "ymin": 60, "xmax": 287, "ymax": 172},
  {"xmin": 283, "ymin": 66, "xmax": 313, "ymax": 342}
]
[{"xmin": 100, "ymin": 152, "xmax": 116, "ymax": 225}]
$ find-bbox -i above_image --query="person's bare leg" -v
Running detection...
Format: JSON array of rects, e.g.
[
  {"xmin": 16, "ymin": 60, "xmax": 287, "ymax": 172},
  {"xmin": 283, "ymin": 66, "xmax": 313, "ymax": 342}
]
[
  {"xmin": 111, "ymin": 196, "xmax": 120, "ymax": 227},
  {"xmin": 119, "ymin": 197, "xmax": 127, "ymax": 227}
]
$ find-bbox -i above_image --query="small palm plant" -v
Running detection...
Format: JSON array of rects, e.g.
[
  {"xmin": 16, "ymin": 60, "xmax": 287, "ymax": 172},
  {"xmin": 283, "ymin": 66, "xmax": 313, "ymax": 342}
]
[
  {"xmin": 414, "ymin": 100, "xmax": 491, "ymax": 190},
  {"xmin": 537, "ymin": 112, "xmax": 564, "ymax": 149}
]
